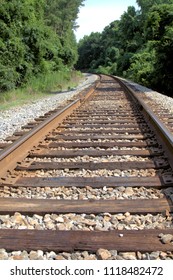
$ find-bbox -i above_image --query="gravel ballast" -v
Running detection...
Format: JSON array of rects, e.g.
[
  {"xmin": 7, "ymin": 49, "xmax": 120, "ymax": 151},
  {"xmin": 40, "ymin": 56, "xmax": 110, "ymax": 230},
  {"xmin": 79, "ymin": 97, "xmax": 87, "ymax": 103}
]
[
  {"xmin": 0, "ymin": 75, "xmax": 173, "ymax": 260},
  {"xmin": 0, "ymin": 249, "xmax": 172, "ymax": 260},
  {"xmin": 119, "ymin": 78, "xmax": 173, "ymax": 115},
  {"xmin": 0, "ymin": 74, "xmax": 98, "ymax": 142},
  {"xmin": 1, "ymin": 75, "xmax": 173, "ymax": 142},
  {"xmin": 0, "ymin": 185, "xmax": 164, "ymax": 200},
  {"xmin": 0, "ymin": 212, "xmax": 172, "ymax": 231}
]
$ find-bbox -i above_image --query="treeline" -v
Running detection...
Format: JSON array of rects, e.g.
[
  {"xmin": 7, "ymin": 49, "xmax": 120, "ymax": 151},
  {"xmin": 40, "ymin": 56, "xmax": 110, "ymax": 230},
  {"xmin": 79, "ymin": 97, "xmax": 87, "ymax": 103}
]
[
  {"xmin": 0, "ymin": 0, "xmax": 83, "ymax": 91},
  {"xmin": 77, "ymin": 0, "xmax": 173, "ymax": 96}
]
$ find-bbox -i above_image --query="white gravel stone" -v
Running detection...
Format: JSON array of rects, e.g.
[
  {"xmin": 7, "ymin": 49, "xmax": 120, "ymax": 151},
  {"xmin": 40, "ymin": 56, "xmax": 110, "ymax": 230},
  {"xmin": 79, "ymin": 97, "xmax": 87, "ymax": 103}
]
[
  {"xmin": 159, "ymin": 233, "xmax": 173, "ymax": 244},
  {"xmin": 96, "ymin": 248, "xmax": 112, "ymax": 260},
  {"xmin": 119, "ymin": 252, "xmax": 136, "ymax": 260}
]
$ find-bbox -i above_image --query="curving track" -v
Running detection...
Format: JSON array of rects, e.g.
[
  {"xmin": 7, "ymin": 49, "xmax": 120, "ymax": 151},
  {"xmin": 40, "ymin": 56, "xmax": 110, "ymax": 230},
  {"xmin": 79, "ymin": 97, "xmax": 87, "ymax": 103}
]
[{"xmin": 0, "ymin": 75, "xmax": 173, "ymax": 259}]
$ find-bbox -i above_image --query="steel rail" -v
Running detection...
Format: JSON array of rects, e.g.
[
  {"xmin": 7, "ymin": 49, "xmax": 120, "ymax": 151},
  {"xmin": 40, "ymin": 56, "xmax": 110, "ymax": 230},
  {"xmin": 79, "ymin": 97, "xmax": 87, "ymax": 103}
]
[
  {"xmin": 0, "ymin": 80, "xmax": 100, "ymax": 179},
  {"xmin": 113, "ymin": 76, "xmax": 173, "ymax": 171},
  {"xmin": 0, "ymin": 100, "xmax": 80, "ymax": 179},
  {"xmin": 0, "ymin": 74, "xmax": 173, "ymax": 255}
]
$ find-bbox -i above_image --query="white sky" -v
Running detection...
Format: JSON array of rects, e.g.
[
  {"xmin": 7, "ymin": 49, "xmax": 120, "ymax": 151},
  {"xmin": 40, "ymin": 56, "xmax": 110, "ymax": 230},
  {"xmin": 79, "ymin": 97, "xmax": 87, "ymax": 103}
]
[{"xmin": 75, "ymin": 0, "xmax": 138, "ymax": 41}]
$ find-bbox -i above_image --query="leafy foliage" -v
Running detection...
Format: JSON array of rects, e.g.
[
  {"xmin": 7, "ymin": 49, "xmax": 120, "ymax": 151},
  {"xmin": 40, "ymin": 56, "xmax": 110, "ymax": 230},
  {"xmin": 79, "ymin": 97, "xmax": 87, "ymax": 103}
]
[
  {"xmin": 0, "ymin": 0, "xmax": 83, "ymax": 92},
  {"xmin": 77, "ymin": 0, "xmax": 173, "ymax": 96},
  {"xmin": 145, "ymin": 4, "xmax": 173, "ymax": 95}
]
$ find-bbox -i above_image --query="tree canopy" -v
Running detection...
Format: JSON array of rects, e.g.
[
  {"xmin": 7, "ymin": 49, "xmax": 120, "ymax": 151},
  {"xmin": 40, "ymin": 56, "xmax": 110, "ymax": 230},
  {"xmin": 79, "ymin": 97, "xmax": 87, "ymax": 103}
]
[
  {"xmin": 77, "ymin": 0, "xmax": 173, "ymax": 96},
  {"xmin": 0, "ymin": 0, "xmax": 83, "ymax": 91}
]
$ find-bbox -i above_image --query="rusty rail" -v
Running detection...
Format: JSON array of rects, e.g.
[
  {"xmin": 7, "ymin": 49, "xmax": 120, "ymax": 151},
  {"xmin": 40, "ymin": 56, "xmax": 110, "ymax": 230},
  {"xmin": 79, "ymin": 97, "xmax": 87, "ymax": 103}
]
[
  {"xmin": 0, "ymin": 74, "xmax": 173, "ymax": 256},
  {"xmin": 113, "ymin": 76, "xmax": 173, "ymax": 171},
  {"xmin": 0, "ymin": 80, "xmax": 100, "ymax": 179}
]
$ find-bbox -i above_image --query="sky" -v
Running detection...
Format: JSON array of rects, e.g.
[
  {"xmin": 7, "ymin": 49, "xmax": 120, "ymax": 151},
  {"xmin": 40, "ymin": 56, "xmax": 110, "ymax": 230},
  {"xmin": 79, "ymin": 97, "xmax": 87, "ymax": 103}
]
[{"xmin": 75, "ymin": 0, "xmax": 138, "ymax": 41}]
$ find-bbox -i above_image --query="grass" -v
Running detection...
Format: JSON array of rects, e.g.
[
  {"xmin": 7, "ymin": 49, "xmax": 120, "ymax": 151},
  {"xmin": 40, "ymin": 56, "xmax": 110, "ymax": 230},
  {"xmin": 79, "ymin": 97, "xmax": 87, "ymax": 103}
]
[{"xmin": 0, "ymin": 70, "xmax": 83, "ymax": 110}]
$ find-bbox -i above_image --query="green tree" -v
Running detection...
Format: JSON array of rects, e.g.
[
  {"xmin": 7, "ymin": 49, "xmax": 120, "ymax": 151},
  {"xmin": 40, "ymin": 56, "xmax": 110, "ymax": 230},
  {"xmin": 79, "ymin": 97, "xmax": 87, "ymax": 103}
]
[
  {"xmin": 0, "ymin": 0, "xmax": 83, "ymax": 91},
  {"xmin": 77, "ymin": 32, "xmax": 103, "ymax": 70},
  {"xmin": 126, "ymin": 41, "xmax": 156, "ymax": 86},
  {"xmin": 137, "ymin": 0, "xmax": 173, "ymax": 14},
  {"xmin": 45, "ymin": 0, "xmax": 84, "ymax": 67},
  {"xmin": 77, "ymin": 1, "xmax": 173, "ymax": 96},
  {"xmin": 119, "ymin": 6, "xmax": 142, "ymax": 52},
  {"xmin": 145, "ymin": 4, "xmax": 173, "ymax": 95}
]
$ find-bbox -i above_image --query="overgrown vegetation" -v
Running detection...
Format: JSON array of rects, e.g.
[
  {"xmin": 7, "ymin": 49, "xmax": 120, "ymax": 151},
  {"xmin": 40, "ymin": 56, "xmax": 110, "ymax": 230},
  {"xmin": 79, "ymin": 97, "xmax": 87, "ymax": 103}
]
[
  {"xmin": 77, "ymin": 0, "xmax": 173, "ymax": 96},
  {"xmin": 0, "ymin": 0, "xmax": 84, "ymax": 93},
  {"xmin": 0, "ymin": 70, "xmax": 82, "ymax": 110}
]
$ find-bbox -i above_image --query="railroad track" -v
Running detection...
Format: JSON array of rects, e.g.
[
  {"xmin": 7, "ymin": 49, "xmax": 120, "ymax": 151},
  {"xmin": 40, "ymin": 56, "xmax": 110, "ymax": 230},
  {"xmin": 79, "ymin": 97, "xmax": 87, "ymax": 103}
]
[{"xmin": 0, "ymin": 75, "xmax": 173, "ymax": 260}]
